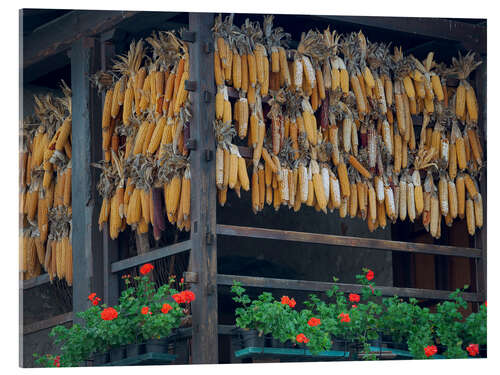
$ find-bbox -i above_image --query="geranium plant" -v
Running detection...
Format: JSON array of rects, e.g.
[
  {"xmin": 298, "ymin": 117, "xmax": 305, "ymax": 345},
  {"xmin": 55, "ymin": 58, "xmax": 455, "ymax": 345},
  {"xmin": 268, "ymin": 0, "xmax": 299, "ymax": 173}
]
[
  {"xmin": 231, "ymin": 268, "xmax": 487, "ymax": 360},
  {"xmin": 33, "ymin": 263, "xmax": 195, "ymax": 367}
]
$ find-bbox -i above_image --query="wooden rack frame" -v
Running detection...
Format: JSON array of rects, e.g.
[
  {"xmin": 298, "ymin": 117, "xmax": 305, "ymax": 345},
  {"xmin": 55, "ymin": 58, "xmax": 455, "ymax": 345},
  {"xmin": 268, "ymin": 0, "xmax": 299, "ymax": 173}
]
[{"xmin": 21, "ymin": 10, "xmax": 487, "ymax": 365}]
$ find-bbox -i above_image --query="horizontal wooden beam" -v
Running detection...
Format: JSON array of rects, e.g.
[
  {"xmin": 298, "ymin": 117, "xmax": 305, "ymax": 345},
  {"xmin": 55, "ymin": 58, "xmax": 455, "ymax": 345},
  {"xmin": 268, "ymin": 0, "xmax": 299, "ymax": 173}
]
[
  {"xmin": 111, "ymin": 240, "xmax": 192, "ymax": 273},
  {"xmin": 23, "ymin": 10, "xmax": 138, "ymax": 68},
  {"xmin": 216, "ymin": 224, "xmax": 481, "ymax": 258},
  {"xmin": 20, "ymin": 273, "xmax": 50, "ymax": 290},
  {"xmin": 217, "ymin": 274, "xmax": 484, "ymax": 302},
  {"xmin": 314, "ymin": 15, "xmax": 486, "ymax": 53},
  {"xmin": 23, "ymin": 312, "xmax": 73, "ymax": 335}
]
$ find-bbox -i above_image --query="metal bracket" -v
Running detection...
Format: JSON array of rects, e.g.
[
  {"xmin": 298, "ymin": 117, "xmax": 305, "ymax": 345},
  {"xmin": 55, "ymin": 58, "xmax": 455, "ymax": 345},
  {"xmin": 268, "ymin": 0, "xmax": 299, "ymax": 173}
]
[
  {"xmin": 205, "ymin": 149, "xmax": 213, "ymax": 161},
  {"xmin": 183, "ymin": 271, "xmax": 199, "ymax": 284},
  {"xmin": 185, "ymin": 80, "xmax": 197, "ymax": 92},
  {"xmin": 181, "ymin": 31, "xmax": 196, "ymax": 43},
  {"xmin": 186, "ymin": 138, "xmax": 197, "ymax": 150}
]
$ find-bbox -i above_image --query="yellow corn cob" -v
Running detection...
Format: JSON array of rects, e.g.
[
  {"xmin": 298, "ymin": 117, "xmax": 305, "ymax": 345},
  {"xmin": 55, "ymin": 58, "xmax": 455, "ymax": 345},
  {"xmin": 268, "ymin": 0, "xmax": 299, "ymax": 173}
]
[
  {"xmin": 98, "ymin": 197, "xmax": 110, "ymax": 231},
  {"xmin": 474, "ymin": 193, "xmax": 483, "ymax": 228},
  {"xmin": 258, "ymin": 164, "xmax": 265, "ymax": 210},
  {"xmin": 167, "ymin": 175, "xmax": 181, "ymax": 216},
  {"xmin": 247, "ymin": 52, "xmax": 257, "ymax": 88},
  {"xmin": 467, "ymin": 128, "xmax": 482, "ymax": 166},
  {"xmin": 351, "ymin": 74, "xmax": 366, "ymax": 114},
  {"xmin": 466, "ymin": 197, "xmax": 475, "ymax": 236},
  {"xmin": 463, "ymin": 173, "xmax": 478, "ymax": 200},
  {"xmin": 238, "ymin": 156, "xmax": 250, "ymax": 191},
  {"xmin": 402, "ymin": 76, "xmax": 415, "ymax": 98},
  {"xmin": 215, "ymin": 86, "xmax": 224, "ymax": 120},
  {"xmin": 111, "ymin": 78, "xmax": 122, "ymax": 118},
  {"xmin": 430, "ymin": 193, "xmax": 439, "ymax": 238},
  {"xmin": 218, "ymin": 186, "xmax": 228, "ymax": 207},
  {"xmin": 465, "ymin": 84, "xmax": 478, "ymax": 123},
  {"xmin": 456, "ymin": 174, "xmax": 465, "ymax": 219},
  {"xmin": 377, "ymin": 200, "xmax": 387, "ymax": 229},
  {"xmin": 232, "ymin": 51, "xmax": 242, "ymax": 90},
  {"xmin": 431, "ymin": 74, "xmax": 444, "ymax": 101},
  {"xmin": 448, "ymin": 179, "xmax": 458, "ymax": 219},
  {"xmin": 449, "ymin": 142, "xmax": 457, "ymax": 179},
  {"xmin": 181, "ymin": 169, "xmax": 191, "ymax": 220},
  {"xmin": 102, "ymin": 88, "xmax": 113, "ymax": 128},
  {"xmin": 349, "ymin": 183, "xmax": 358, "ymax": 218},
  {"xmin": 147, "ymin": 116, "xmax": 167, "ymax": 155},
  {"xmin": 216, "ymin": 146, "xmax": 224, "ymax": 190},
  {"xmin": 251, "ymin": 168, "xmax": 259, "ymax": 213},
  {"xmin": 438, "ymin": 175, "xmax": 449, "ymax": 216},
  {"xmin": 228, "ymin": 145, "xmax": 239, "ymax": 189},
  {"xmin": 456, "ymin": 82, "xmax": 466, "ymax": 119},
  {"xmin": 399, "ymin": 177, "xmax": 407, "ymax": 221},
  {"xmin": 337, "ymin": 159, "xmax": 350, "ymax": 198}
]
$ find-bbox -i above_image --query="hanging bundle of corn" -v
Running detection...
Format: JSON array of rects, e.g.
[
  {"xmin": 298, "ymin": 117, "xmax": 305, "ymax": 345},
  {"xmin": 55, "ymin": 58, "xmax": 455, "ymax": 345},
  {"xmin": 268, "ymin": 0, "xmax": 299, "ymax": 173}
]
[{"xmin": 209, "ymin": 15, "xmax": 485, "ymax": 237}]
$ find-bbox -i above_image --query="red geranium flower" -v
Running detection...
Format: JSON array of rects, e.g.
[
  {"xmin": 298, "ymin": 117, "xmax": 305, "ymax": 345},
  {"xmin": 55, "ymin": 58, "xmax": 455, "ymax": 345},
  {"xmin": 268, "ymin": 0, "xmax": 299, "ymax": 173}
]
[
  {"xmin": 352, "ymin": 304, "xmax": 358, "ymax": 308},
  {"xmin": 92, "ymin": 297, "xmax": 101, "ymax": 306},
  {"xmin": 366, "ymin": 269, "xmax": 374, "ymax": 281},
  {"xmin": 338, "ymin": 312, "xmax": 351, "ymax": 323},
  {"xmin": 281, "ymin": 296, "xmax": 291, "ymax": 305},
  {"xmin": 424, "ymin": 345, "xmax": 438, "ymax": 357},
  {"xmin": 141, "ymin": 306, "xmax": 151, "ymax": 315},
  {"xmin": 172, "ymin": 293, "xmax": 185, "ymax": 304},
  {"xmin": 183, "ymin": 290, "xmax": 196, "ymax": 303},
  {"xmin": 101, "ymin": 307, "xmax": 118, "ymax": 321},
  {"xmin": 349, "ymin": 293, "xmax": 360, "ymax": 303},
  {"xmin": 296, "ymin": 333, "xmax": 309, "ymax": 344},
  {"xmin": 466, "ymin": 343, "xmax": 479, "ymax": 357},
  {"xmin": 180, "ymin": 278, "xmax": 184, "ymax": 284},
  {"xmin": 139, "ymin": 263, "xmax": 154, "ymax": 275},
  {"xmin": 484, "ymin": 301, "xmax": 487, "ymax": 308},
  {"xmin": 161, "ymin": 303, "xmax": 173, "ymax": 314},
  {"xmin": 308, "ymin": 317, "xmax": 321, "ymax": 327},
  {"xmin": 288, "ymin": 298, "xmax": 296, "ymax": 308},
  {"xmin": 88, "ymin": 293, "xmax": 96, "ymax": 301}
]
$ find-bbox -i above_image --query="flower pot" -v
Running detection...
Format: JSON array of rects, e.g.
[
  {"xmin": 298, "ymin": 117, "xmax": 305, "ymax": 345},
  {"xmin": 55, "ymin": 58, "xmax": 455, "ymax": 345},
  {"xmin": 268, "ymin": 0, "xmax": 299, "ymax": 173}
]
[
  {"xmin": 126, "ymin": 343, "xmax": 145, "ymax": 358},
  {"xmin": 109, "ymin": 346, "xmax": 126, "ymax": 362},
  {"xmin": 145, "ymin": 338, "xmax": 169, "ymax": 354},
  {"xmin": 92, "ymin": 352, "xmax": 109, "ymax": 366},
  {"xmin": 271, "ymin": 338, "xmax": 295, "ymax": 349},
  {"xmin": 241, "ymin": 329, "xmax": 265, "ymax": 348},
  {"xmin": 348, "ymin": 341, "xmax": 365, "ymax": 360}
]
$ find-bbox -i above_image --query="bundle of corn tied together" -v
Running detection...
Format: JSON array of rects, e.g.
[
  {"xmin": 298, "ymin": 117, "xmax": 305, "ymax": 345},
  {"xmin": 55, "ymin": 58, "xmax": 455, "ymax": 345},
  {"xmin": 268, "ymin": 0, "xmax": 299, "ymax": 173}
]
[
  {"xmin": 93, "ymin": 29, "xmax": 192, "ymax": 242},
  {"xmin": 212, "ymin": 14, "xmax": 484, "ymax": 238},
  {"xmin": 20, "ymin": 82, "xmax": 73, "ymax": 282}
]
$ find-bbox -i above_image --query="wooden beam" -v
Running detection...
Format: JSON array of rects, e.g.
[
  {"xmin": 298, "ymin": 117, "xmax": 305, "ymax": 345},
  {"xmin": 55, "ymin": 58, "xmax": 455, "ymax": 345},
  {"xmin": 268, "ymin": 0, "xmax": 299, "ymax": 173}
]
[
  {"xmin": 71, "ymin": 37, "xmax": 103, "ymax": 322},
  {"xmin": 188, "ymin": 12, "xmax": 218, "ymax": 364},
  {"xmin": 111, "ymin": 240, "xmax": 192, "ymax": 273},
  {"xmin": 20, "ymin": 273, "xmax": 49, "ymax": 290},
  {"xmin": 475, "ymin": 59, "xmax": 487, "ymax": 297},
  {"xmin": 23, "ymin": 312, "xmax": 73, "ymax": 335},
  {"xmin": 313, "ymin": 15, "xmax": 486, "ymax": 53},
  {"xmin": 217, "ymin": 274, "xmax": 484, "ymax": 302},
  {"xmin": 23, "ymin": 10, "xmax": 138, "ymax": 68},
  {"xmin": 216, "ymin": 224, "xmax": 481, "ymax": 258}
]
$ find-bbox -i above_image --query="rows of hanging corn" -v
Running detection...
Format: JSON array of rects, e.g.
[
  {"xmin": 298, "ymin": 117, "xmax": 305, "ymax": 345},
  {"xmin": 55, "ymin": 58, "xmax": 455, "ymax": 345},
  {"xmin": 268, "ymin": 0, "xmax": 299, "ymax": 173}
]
[
  {"xmin": 213, "ymin": 15, "xmax": 484, "ymax": 238},
  {"xmin": 94, "ymin": 30, "xmax": 191, "ymax": 241},
  {"xmin": 20, "ymin": 82, "xmax": 73, "ymax": 283}
]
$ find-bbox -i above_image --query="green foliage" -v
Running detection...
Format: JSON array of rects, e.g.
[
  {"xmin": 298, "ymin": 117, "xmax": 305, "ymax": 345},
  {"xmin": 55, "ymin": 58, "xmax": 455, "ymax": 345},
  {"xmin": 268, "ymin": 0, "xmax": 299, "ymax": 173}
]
[
  {"xmin": 34, "ymin": 271, "xmax": 190, "ymax": 367},
  {"xmin": 231, "ymin": 270, "xmax": 487, "ymax": 361}
]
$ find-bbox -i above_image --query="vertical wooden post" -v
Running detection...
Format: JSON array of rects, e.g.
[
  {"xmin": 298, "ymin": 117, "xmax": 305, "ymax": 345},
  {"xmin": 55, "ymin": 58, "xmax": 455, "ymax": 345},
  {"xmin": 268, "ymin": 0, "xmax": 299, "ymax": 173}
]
[
  {"xmin": 188, "ymin": 12, "xmax": 218, "ymax": 364},
  {"xmin": 475, "ymin": 57, "xmax": 487, "ymax": 299},
  {"xmin": 100, "ymin": 33, "xmax": 120, "ymax": 306},
  {"xmin": 71, "ymin": 37, "xmax": 104, "ymax": 320}
]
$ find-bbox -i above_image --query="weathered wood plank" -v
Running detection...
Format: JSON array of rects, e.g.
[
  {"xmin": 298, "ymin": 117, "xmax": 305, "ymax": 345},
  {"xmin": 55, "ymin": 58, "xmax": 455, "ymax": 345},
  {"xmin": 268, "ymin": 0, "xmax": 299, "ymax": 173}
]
[
  {"xmin": 216, "ymin": 224, "xmax": 481, "ymax": 258},
  {"xmin": 23, "ymin": 10, "xmax": 138, "ymax": 68},
  {"xmin": 217, "ymin": 274, "xmax": 484, "ymax": 302},
  {"xmin": 71, "ymin": 37, "xmax": 102, "ymax": 322},
  {"xmin": 20, "ymin": 273, "xmax": 49, "ymax": 290},
  {"xmin": 313, "ymin": 15, "xmax": 486, "ymax": 53},
  {"xmin": 111, "ymin": 240, "xmax": 192, "ymax": 273},
  {"xmin": 188, "ymin": 12, "xmax": 218, "ymax": 364},
  {"xmin": 23, "ymin": 312, "xmax": 73, "ymax": 335}
]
